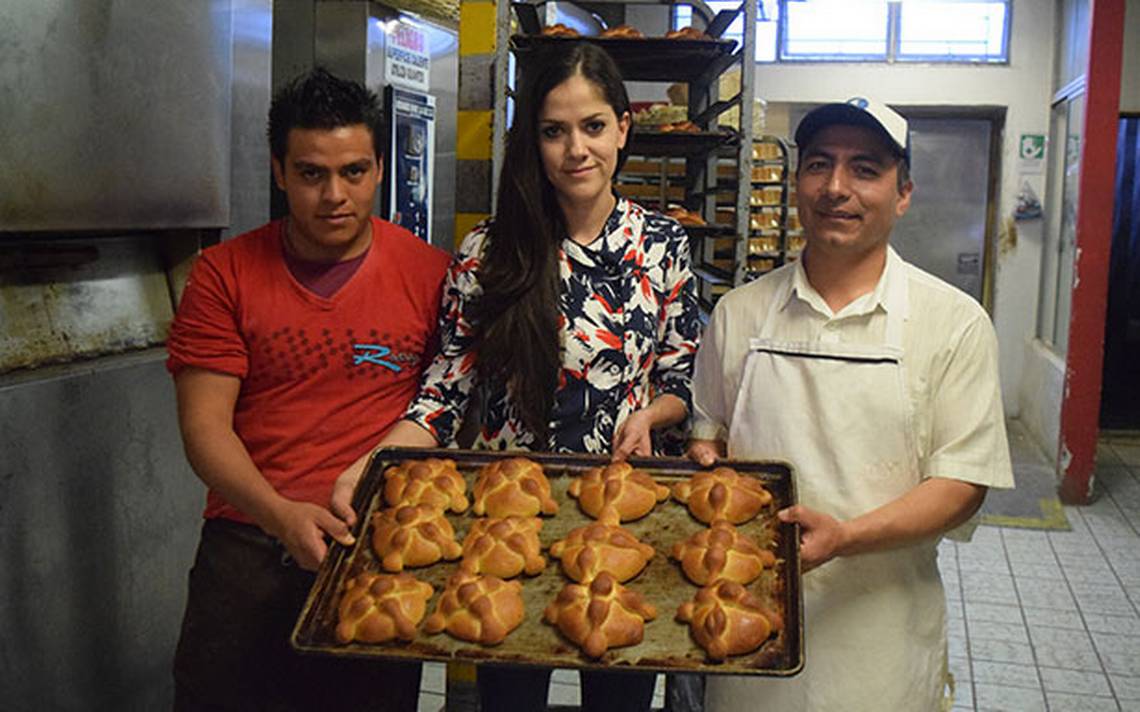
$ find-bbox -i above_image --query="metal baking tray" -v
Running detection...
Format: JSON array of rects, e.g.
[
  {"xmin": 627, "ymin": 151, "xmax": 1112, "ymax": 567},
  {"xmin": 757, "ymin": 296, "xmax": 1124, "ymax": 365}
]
[{"xmin": 292, "ymin": 448, "xmax": 803, "ymax": 676}]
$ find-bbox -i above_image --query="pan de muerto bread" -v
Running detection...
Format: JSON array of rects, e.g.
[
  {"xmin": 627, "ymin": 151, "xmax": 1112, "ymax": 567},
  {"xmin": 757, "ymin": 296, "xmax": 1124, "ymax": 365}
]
[
  {"xmin": 567, "ymin": 462, "xmax": 670, "ymax": 522},
  {"xmin": 423, "ymin": 570, "xmax": 525, "ymax": 645},
  {"xmin": 370, "ymin": 505, "xmax": 463, "ymax": 572},
  {"xmin": 472, "ymin": 457, "xmax": 559, "ymax": 518},
  {"xmin": 670, "ymin": 520, "xmax": 777, "ymax": 586},
  {"xmin": 549, "ymin": 516, "xmax": 655, "ymax": 583},
  {"xmin": 675, "ymin": 579, "xmax": 784, "ymax": 661},
  {"xmin": 460, "ymin": 516, "xmax": 547, "ymax": 578},
  {"xmin": 672, "ymin": 467, "xmax": 773, "ymax": 524},
  {"xmin": 543, "ymin": 572, "xmax": 658, "ymax": 658},
  {"xmin": 382, "ymin": 457, "xmax": 469, "ymax": 513},
  {"xmin": 334, "ymin": 572, "xmax": 434, "ymax": 644}
]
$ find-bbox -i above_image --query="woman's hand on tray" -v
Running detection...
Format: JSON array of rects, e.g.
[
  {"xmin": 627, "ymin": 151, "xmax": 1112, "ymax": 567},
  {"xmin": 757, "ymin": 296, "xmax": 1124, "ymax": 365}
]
[
  {"xmin": 611, "ymin": 394, "xmax": 688, "ymax": 462},
  {"xmin": 686, "ymin": 438, "xmax": 725, "ymax": 467},
  {"xmin": 266, "ymin": 498, "xmax": 356, "ymax": 571},
  {"xmin": 330, "ymin": 420, "xmax": 440, "ymax": 526},
  {"xmin": 611, "ymin": 408, "xmax": 654, "ymax": 461}
]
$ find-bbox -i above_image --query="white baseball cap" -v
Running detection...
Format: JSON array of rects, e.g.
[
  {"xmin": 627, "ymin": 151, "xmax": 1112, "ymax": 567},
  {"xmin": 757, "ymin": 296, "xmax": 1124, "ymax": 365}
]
[{"xmin": 794, "ymin": 96, "xmax": 910, "ymax": 166}]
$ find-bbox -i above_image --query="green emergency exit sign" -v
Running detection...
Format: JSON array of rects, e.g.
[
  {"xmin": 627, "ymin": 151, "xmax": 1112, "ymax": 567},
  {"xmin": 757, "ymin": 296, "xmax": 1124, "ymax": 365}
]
[{"xmin": 1020, "ymin": 134, "xmax": 1046, "ymax": 160}]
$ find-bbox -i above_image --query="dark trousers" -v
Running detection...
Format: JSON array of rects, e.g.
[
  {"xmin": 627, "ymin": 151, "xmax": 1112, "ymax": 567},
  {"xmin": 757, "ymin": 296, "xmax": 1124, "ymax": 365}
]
[
  {"xmin": 173, "ymin": 519, "xmax": 421, "ymax": 712},
  {"xmin": 478, "ymin": 665, "xmax": 657, "ymax": 712}
]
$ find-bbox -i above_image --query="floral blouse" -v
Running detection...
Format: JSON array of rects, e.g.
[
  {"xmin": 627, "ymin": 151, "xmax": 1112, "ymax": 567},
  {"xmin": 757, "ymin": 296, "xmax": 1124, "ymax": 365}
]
[{"xmin": 405, "ymin": 197, "xmax": 700, "ymax": 455}]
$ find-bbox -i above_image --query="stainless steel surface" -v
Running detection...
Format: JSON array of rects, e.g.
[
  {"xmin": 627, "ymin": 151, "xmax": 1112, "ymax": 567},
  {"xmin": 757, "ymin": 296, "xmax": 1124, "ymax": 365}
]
[
  {"xmin": 0, "ymin": 352, "xmax": 205, "ymax": 710},
  {"xmin": 295, "ymin": 449, "xmax": 803, "ymax": 676},
  {"xmin": 0, "ymin": 0, "xmax": 233, "ymax": 231},
  {"xmin": 891, "ymin": 118, "xmax": 994, "ymax": 303},
  {"xmin": 224, "ymin": 0, "xmax": 274, "ymax": 239}
]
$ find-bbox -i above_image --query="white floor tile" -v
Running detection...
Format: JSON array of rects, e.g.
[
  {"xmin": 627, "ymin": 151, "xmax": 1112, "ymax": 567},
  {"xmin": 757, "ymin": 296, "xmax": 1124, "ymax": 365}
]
[
  {"xmin": 1022, "ymin": 605, "xmax": 1085, "ymax": 630},
  {"xmin": 548, "ymin": 680, "xmax": 581, "ymax": 706},
  {"xmin": 417, "ymin": 691, "xmax": 445, "ymax": 712},
  {"xmin": 421, "ymin": 662, "xmax": 446, "ymax": 694},
  {"xmin": 1039, "ymin": 666, "xmax": 1114, "ymax": 695},
  {"xmin": 1017, "ymin": 579, "xmax": 1079, "ymax": 610},
  {"xmin": 1084, "ymin": 612, "xmax": 1140, "ymax": 636},
  {"xmin": 971, "ymin": 659, "xmax": 1040, "ymax": 688},
  {"xmin": 1111, "ymin": 673, "xmax": 1140, "ymax": 700},
  {"xmin": 1030, "ymin": 626, "xmax": 1103, "ymax": 672},
  {"xmin": 550, "ymin": 668, "xmax": 577, "ymax": 686},
  {"xmin": 950, "ymin": 655, "xmax": 972, "ymax": 683},
  {"xmin": 974, "ymin": 681, "xmax": 1046, "ymax": 711},
  {"xmin": 967, "ymin": 618, "xmax": 1030, "ymax": 645},
  {"xmin": 1044, "ymin": 691, "xmax": 1122, "ymax": 712},
  {"xmin": 962, "ymin": 601, "xmax": 1026, "ymax": 619},
  {"xmin": 1093, "ymin": 632, "xmax": 1140, "ymax": 676},
  {"xmin": 968, "ymin": 637, "xmax": 1035, "ymax": 666}
]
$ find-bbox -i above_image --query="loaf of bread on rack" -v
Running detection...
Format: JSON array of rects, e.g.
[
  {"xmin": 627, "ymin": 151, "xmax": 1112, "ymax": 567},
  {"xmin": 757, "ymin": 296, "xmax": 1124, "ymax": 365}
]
[
  {"xmin": 567, "ymin": 461, "xmax": 670, "ymax": 522},
  {"xmin": 672, "ymin": 467, "xmax": 773, "ymax": 524},
  {"xmin": 665, "ymin": 26, "xmax": 710, "ymax": 40},
  {"xmin": 659, "ymin": 120, "xmax": 701, "ymax": 134},
  {"xmin": 460, "ymin": 516, "xmax": 547, "ymax": 578},
  {"xmin": 382, "ymin": 457, "xmax": 469, "ymax": 513},
  {"xmin": 549, "ymin": 516, "xmax": 656, "ymax": 583},
  {"xmin": 423, "ymin": 569, "xmax": 525, "ymax": 645},
  {"xmin": 472, "ymin": 457, "xmax": 559, "ymax": 518},
  {"xmin": 665, "ymin": 205, "xmax": 707, "ymax": 226},
  {"xmin": 670, "ymin": 520, "xmax": 777, "ymax": 585},
  {"xmin": 599, "ymin": 24, "xmax": 643, "ymax": 39},
  {"xmin": 544, "ymin": 572, "xmax": 658, "ymax": 658},
  {"xmin": 676, "ymin": 579, "xmax": 783, "ymax": 661},
  {"xmin": 540, "ymin": 23, "xmax": 579, "ymax": 37},
  {"xmin": 370, "ymin": 504, "xmax": 463, "ymax": 571},
  {"xmin": 335, "ymin": 572, "xmax": 434, "ymax": 644}
]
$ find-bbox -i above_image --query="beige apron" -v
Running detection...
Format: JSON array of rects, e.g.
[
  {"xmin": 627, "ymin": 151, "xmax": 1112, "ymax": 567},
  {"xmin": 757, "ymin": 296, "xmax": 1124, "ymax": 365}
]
[{"xmin": 707, "ymin": 277, "xmax": 952, "ymax": 712}]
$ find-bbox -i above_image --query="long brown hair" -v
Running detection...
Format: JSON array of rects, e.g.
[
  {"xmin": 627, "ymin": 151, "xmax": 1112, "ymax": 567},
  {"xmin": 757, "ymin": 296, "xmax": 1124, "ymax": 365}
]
[{"xmin": 471, "ymin": 43, "xmax": 632, "ymax": 441}]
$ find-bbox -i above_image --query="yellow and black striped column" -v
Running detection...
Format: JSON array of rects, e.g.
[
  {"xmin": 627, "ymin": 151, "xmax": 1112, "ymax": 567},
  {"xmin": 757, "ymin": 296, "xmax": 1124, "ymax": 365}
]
[{"xmin": 454, "ymin": 0, "xmax": 497, "ymax": 247}]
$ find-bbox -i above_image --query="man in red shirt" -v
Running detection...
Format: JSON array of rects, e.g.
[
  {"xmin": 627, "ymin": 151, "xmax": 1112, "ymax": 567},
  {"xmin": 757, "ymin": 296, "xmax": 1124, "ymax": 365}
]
[{"xmin": 167, "ymin": 68, "xmax": 450, "ymax": 711}]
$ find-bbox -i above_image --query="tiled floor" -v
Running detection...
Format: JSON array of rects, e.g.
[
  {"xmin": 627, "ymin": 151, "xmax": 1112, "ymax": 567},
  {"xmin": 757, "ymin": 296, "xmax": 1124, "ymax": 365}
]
[{"xmin": 416, "ymin": 429, "xmax": 1140, "ymax": 712}]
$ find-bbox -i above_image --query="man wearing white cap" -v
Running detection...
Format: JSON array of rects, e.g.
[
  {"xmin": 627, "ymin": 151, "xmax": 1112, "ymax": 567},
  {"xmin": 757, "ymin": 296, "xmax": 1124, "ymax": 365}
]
[{"xmin": 688, "ymin": 98, "xmax": 1013, "ymax": 710}]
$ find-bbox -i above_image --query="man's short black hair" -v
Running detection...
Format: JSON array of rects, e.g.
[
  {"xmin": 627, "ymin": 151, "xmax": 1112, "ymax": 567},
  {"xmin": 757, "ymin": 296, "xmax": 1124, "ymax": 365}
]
[{"xmin": 267, "ymin": 67, "xmax": 383, "ymax": 162}]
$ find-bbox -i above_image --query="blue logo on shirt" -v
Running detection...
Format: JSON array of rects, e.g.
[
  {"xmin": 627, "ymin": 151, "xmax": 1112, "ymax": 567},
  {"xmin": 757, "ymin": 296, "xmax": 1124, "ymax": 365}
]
[{"xmin": 352, "ymin": 344, "xmax": 402, "ymax": 372}]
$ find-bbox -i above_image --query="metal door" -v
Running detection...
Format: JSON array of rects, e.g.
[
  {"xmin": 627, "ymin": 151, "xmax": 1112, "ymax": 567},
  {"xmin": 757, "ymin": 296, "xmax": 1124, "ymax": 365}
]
[{"xmin": 891, "ymin": 117, "xmax": 995, "ymax": 304}]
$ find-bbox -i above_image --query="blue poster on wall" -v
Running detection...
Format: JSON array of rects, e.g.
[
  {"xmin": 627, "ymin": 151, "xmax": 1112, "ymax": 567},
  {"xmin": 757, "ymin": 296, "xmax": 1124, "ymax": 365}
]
[{"xmin": 384, "ymin": 86, "xmax": 435, "ymax": 242}]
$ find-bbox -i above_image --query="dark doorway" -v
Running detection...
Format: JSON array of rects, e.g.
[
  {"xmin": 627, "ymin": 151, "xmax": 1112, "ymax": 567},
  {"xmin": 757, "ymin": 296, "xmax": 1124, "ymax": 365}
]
[{"xmin": 1100, "ymin": 115, "xmax": 1140, "ymax": 429}]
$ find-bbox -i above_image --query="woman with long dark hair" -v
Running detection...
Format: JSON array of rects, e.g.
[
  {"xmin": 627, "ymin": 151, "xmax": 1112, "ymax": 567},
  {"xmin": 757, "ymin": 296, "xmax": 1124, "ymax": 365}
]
[{"xmin": 333, "ymin": 41, "xmax": 700, "ymax": 711}]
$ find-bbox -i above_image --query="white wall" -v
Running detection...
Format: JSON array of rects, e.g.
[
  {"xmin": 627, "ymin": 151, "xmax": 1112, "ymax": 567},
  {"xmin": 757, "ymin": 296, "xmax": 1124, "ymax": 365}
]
[{"xmin": 750, "ymin": 1, "xmax": 1057, "ymax": 415}]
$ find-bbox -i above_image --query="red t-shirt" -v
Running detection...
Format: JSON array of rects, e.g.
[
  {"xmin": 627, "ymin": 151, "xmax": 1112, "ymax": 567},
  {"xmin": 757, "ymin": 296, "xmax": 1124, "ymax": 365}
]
[{"xmin": 167, "ymin": 217, "xmax": 451, "ymax": 523}]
